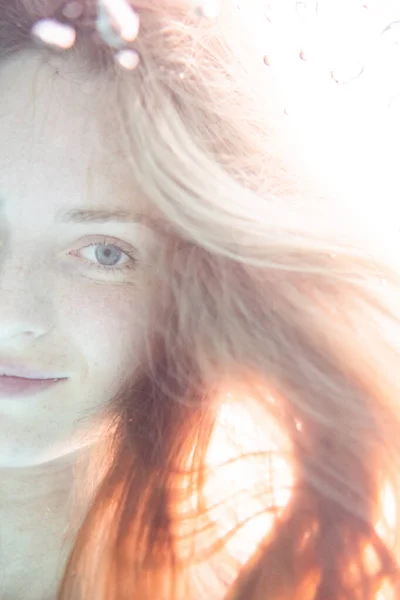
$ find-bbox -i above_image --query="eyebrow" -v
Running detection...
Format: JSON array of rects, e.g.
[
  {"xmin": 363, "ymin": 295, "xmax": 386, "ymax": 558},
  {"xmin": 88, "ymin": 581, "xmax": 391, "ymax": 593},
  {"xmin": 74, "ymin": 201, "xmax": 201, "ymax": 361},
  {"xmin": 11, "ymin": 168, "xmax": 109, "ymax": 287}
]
[{"xmin": 55, "ymin": 208, "xmax": 146, "ymax": 224}]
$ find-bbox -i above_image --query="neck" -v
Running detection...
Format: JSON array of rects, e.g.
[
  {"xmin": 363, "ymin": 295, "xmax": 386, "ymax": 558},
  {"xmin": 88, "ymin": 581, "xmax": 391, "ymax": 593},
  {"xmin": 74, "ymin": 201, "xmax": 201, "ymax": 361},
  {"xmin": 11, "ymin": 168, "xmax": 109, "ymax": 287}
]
[
  {"xmin": 0, "ymin": 454, "xmax": 81, "ymax": 598},
  {"xmin": 0, "ymin": 450, "xmax": 80, "ymax": 508}
]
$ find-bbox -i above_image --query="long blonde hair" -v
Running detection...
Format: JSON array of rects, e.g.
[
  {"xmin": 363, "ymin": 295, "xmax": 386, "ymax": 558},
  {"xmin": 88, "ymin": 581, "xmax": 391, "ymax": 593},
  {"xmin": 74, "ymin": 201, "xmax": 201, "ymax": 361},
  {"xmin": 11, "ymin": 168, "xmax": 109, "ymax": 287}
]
[{"xmin": 2, "ymin": 1, "xmax": 400, "ymax": 599}]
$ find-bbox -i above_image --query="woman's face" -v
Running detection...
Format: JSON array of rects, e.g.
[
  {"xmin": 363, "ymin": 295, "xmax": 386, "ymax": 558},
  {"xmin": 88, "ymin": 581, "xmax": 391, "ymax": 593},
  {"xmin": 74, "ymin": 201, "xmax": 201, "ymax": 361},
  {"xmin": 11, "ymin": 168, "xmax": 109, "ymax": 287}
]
[{"xmin": 0, "ymin": 52, "xmax": 154, "ymax": 467}]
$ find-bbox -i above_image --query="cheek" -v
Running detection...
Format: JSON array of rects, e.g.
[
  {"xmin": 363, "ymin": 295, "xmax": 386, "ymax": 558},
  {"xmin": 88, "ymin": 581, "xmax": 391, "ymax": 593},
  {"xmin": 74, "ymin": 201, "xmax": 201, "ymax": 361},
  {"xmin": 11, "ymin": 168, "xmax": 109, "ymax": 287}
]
[{"xmin": 61, "ymin": 285, "xmax": 145, "ymax": 381}]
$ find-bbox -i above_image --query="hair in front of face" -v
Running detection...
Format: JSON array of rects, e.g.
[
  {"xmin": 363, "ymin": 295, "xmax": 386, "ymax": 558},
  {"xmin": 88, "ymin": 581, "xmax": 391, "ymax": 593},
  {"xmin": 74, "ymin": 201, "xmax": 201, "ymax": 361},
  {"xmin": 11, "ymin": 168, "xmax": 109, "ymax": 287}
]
[{"xmin": 1, "ymin": 1, "xmax": 400, "ymax": 599}]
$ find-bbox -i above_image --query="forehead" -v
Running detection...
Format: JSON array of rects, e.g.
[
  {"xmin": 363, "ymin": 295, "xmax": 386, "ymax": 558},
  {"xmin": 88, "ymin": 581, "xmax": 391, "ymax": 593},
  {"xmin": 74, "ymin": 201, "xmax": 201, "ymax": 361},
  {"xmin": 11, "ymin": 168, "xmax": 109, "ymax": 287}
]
[{"xmin": 0, "ymin": 51, "xmax": 141, "ymax": 215}]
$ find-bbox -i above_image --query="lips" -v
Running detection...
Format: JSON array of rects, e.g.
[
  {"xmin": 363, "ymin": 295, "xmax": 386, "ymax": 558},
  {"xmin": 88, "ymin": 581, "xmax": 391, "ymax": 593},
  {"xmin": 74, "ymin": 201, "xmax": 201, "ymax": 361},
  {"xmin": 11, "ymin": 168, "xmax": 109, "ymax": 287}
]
[
  {"xmin": 0, "ymin": 359, "xmax": 69, "ymax": 398},
  {"xmin": 0, "ymin": 361, "xmax": 68, "ymax": 380},
  {"xmin": 0, "ymin": 375, "xmax": 67, "ymax": 397}
]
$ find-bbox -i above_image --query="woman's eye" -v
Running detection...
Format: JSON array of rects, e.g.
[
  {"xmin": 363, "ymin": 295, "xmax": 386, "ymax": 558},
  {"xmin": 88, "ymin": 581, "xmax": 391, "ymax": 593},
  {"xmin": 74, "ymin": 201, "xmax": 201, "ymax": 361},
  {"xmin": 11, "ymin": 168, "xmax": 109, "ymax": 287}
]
[{"xmin": 69, "ymin": 237, "xmax": 138, "ymax": 274}]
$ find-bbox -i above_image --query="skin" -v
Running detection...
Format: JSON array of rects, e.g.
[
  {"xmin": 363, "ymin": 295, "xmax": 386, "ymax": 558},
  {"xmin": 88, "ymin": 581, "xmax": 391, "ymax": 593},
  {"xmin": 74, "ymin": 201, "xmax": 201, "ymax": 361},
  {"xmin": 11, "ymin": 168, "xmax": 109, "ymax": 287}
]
[{"xmin": 0, "ymin": 51, "xmax": 156, "ymax": 598}]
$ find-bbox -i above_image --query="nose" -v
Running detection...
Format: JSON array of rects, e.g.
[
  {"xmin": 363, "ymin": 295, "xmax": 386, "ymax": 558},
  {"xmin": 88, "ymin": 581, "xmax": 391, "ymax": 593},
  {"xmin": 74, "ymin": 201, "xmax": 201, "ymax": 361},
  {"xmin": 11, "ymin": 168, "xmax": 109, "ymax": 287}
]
[{"xmin": 0, "ymin": 252, "xmax": 53, "ymax": 344}]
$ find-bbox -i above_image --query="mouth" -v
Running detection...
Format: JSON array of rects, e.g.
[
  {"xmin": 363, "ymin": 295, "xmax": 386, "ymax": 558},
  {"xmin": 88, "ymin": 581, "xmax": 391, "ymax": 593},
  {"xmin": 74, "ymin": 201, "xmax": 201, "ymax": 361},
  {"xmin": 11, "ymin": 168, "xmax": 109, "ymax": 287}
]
[
  {"xmin": 0, "ymin": 362, "xmax": 68, "ymax": 380},
  {"xmin": 0, "ymin": 375, "xmax": 66, "ymax": 381},
  {"xmin": 0, "ymin": 375, "xmax": 68, "ymax": 398},
  {"xmin": 0, "ymin": 359, "xmax": 69, "ymax": 398}
]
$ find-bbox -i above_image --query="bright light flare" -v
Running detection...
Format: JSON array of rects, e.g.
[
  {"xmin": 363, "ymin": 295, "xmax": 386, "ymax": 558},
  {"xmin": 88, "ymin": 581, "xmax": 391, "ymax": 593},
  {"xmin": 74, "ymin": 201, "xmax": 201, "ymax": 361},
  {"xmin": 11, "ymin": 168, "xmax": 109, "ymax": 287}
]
[
  {"xmin": 235, "ymin": 0, "xmax": 400, "ymax": 237},
  {"xmin": 204, "ymin": 393, "xmax": 294, "ymax": 565},
  {"xmin": 201, "ymin": 392, "xmax": 400, "ymax": 599}
]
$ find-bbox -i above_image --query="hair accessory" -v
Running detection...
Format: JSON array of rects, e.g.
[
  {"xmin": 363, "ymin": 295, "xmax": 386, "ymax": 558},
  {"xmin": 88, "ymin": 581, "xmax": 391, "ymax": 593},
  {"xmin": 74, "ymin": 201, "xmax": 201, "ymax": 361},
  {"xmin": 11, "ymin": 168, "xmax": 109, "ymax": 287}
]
[{"xmin": 30, "ymin": 0, "xmax": 219, "ymax": 70}]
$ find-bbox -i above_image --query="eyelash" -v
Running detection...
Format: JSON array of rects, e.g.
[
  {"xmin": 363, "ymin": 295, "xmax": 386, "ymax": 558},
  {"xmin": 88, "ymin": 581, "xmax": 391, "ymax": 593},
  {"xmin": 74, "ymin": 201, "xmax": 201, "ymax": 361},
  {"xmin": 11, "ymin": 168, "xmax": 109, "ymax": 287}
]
[{"xmin": 70, "ymin": 236, "xmax": 138, "ymax": 275}]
